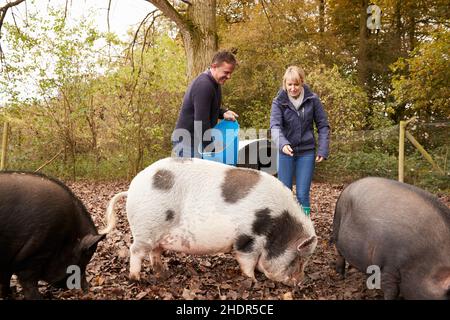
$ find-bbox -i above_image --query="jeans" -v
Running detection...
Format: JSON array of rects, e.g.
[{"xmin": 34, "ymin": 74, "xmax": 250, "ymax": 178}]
[{"xmin": 277, "ymin": 150, "xmax": 315, "ymax": 209}]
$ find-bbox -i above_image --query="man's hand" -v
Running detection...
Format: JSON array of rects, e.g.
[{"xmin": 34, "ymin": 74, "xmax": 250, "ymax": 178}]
[
  {"xmin": 223, "ymin": 110, "xmax": 239, "ymax": 121},
  {"xmin": 316, "ymin": 156, "xmax": 324, "ymax": 162}
]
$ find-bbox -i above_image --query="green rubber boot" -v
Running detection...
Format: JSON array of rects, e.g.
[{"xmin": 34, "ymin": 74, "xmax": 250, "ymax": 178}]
[{"xmin": 303, "ymin": 206, "xmax": 311, "ymax": 217}]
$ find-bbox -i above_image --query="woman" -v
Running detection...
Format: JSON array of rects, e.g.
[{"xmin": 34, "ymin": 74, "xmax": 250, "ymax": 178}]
[{"xmin": 270, "ymin": 66, "xmax": 330, "ymax": 217}]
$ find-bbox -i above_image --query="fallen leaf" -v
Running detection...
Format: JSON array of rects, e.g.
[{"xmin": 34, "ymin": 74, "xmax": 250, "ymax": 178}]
[
  {"xmin": 20, "ymin": 181, "xmax": 410, "ymax": 301},
  {"xmin": 96, "ymin": 276, "xmax": 105, "ymax": 286},
  {"xmin": 182, "ymin": 288, "xmax": 196, "ymax": 300},
  {"xmin": 135, "ymin": 291, "xmax": 148, "ymax": 300},
  {"xmin": 282, "ymin": 292, "xmax": 293, "ymax": 300}
]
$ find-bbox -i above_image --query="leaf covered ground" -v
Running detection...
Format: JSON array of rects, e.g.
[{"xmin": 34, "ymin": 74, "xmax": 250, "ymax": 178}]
[{"xmin": 7, "ymin": 181, "xmax": 450, "ymax": 300}]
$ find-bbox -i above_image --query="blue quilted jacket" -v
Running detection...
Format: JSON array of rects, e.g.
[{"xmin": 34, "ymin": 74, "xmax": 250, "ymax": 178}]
[{"xmin": 270, "ymin": 85, "xmax": 330, "ymax": 158}]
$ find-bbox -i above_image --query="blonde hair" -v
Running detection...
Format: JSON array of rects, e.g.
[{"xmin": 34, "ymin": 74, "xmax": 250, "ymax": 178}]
[{"xmin": 282, "ymin": 66, "xmax": 305, "ymax": 90}]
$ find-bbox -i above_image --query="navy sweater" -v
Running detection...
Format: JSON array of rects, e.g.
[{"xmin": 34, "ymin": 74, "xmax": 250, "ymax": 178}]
[{"xmin": 174, "ymin": 69, "xmax": 226, "ymax": 149}]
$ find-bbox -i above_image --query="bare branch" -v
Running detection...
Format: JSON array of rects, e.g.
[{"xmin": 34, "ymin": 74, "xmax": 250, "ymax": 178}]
[
  {"xmin": 140, "ymin": 13, "xmax": 161, "ymax": 65},
  {"xmin": 0, "ymin": 0, "xmax": 26, "ymax": 12},
  {"xmin": 260, "ymin": 0, "xmax": 274, "ymax": 31},
  {"xmin": 0, "ymin": 43, "xmax": 4, "ymax": 64},
  {"xmin": 0, "ymin": 0, "xmax": 26, "ymax": 60},
  {"xmin": 0, "ymin": 0, "xmax": 26, "ymax": 30},
  {"xmin": 145, "ymin": 0, "xmax": 188, "ymax": 33},
  {"xmin": 106, "ymin": 0, "xmax": 112, "ymax": 62},
  {"xmin": 63, "ymin": 0, "xmax": 69, "ymax": 21},
  {"xmin": 107, "ymin": 0, "xmax": 111, "ymax": 33},
  {"xmin": 127, "ymin": 9, "xmax": 158, "ymax": 69}
]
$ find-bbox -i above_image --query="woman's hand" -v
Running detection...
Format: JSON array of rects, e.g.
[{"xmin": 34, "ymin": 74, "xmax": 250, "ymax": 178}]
[
  {"xmin": 316, "ymin": 155, "xmax": 324, "ymax": 162},
  {"xmin": 282, "ymin": 145, "xmax": 294, "ymax": 156}
]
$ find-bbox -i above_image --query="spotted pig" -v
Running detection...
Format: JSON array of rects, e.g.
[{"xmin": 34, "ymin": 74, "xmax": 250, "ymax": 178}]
[{"xmin": 101, "ymin": 157, "xmax": 317, "ymax": 286}]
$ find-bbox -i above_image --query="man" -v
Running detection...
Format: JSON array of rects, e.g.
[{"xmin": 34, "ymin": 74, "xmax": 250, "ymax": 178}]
[{"xmin": 172, "ymin": 50, "xmax": 239, "ymax": 158}]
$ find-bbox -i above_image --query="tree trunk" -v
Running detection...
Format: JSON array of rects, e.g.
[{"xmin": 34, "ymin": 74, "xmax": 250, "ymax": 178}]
[
  {"xmin": 357, "ymin": 0, "xmax": 369, "ymax": 88},
  {"xmin": 393, "ymin": 0, "xmax": 402, "ymax": 56},
  {"xmin": 407, "ymin": 15, "xmax": 416, "ymax": 51},
  {"xmin": 318, "ymin": 0, "xmax": 326, "ymax": 62},
  {"xmin": 182, "ymin": 0, "xmax": 217, "ymax": 81},
  {"xmin": 146, "ymin": 0, "xmax": 218, "ymax": 82}
]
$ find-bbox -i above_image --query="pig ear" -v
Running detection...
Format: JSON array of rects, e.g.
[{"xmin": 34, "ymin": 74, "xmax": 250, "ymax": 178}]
[
  {"xmin": 80, "ymin": 234, "xmax": 106, "ymax": 251},
  {"xmin": 297, "ymin": 235, "xmax": 317, "ymax": 256}
]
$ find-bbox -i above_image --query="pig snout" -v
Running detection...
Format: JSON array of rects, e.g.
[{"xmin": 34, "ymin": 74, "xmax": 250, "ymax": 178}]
[
  {"xmin": 283, "ymin": 264, "xmax": 307, "ymax": 287},
  {"xmin": 266, "ymin": 270, "xmax": 305, "ymax": 287},
  {"xmin": 282, "ymin": 272, "xmax": 305, "ymax": 287},
  {"xmin": 258, "ymin": 258, "xmax": 306, "ymax": 287}
]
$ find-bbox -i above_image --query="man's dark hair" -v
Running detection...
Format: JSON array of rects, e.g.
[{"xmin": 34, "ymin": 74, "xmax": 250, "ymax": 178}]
[{"xmin": 211, "ymin": 50, "xmax": 237, "ymax": 66}]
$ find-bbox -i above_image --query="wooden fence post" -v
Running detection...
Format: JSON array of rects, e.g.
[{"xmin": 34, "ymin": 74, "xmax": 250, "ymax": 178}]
[
  {"xmin": 399, "ymin": 116, "xmax": 444, "ymax": 182},
  {"xmin": 1, "ymin": 122, "xmax": 9, "ymax": 170},
  {"xmin": 398, "ymin": 120, "xmax": 406, "ymax": 182}
]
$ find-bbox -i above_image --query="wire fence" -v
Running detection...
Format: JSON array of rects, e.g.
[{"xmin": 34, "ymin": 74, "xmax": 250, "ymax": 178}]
[{"xmin": 315, "ymin": 121, "xmax": 449, "ymax": 193}]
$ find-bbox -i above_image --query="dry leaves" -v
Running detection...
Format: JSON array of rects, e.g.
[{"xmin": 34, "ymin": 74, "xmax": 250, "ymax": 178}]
[{"xmin": 7, "ymin": 181, "xmax": 449, "ymax": 300}]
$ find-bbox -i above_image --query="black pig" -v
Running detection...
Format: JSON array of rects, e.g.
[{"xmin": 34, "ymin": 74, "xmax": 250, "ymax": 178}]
[
  {"xmin": 331, "ymin": 177, "xmax": 450, "ymax": 300},
  {"xmin": 0, "ymin": 171, "xmax": 105, "ymax": 299}
]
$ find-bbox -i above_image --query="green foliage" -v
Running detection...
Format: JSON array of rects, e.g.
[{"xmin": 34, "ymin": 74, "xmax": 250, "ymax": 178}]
[
  {"xmin": 219, "ymin": 1, "xmax": 319, "ymax": 128},
  {"xmin": 316, "ymin": 149, "xmax": 398, "ymax": 182},
  {"xmin": 307, "ymin": 66, "xmax": 369, "ymax": 135},
  {"xmin": 1, "ymin": 0, "xmax": 448, "ymax": 195},
  {"xmin": 0, "ymin": 7, "xmax": 119, "ymax": 178},
  {"xmin": 391, "ymin": 29, "xmax": 450, "ymax": 120},
  {"xmin": 316, "ymin": 124, "xmax": 449, "ymax": 193},
  {"xmin": 1, "ymin": 8, "xmax": 113, "ymax": 104},
  {"xmin": 220, "ymin": 0, "xmax": 448, "ymax": 124},
  {"xmin": 102, "ymin": 34, "xmax": 186, "ymax": 177},
  {"xmin": 405, "ymin": 144, "xmax": 449, "ymax": 193},
  {"xmin": 0, "ymin": 6, "xmax": 186, "ymax": 179},
  {"xmin": 239, "ymin": 100, "xmax": 271, "ymax": 130}
]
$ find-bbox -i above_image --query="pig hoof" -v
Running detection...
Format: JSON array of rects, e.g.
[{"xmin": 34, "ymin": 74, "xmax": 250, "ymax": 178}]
[
  {"xmin": 334, "ymin": 268, "xmax": 345, "ymax": 278},
  {"xmin": 24, "ymin": 292, "xmax": 44, "ymax": 300},
  {"xmin": 335, "ymin": 270, "xmax": 345, "ymax": 279},
  {"xmin": 129, "ymin": 273, "xmax": 141, "ymax": 282}
]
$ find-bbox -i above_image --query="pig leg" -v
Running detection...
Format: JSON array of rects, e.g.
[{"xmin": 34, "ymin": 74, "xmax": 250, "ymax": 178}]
[
  {"xmin": 235, "ymin": 252, "xmax": 259, "ymax": 281},
  {"xmin": 334, "ymin": 248, "xmax": 346, "ymax": 278},
  {"xmin": 16, "ymin": 272, "xmax": 42, "ymax": 300},
  {"xmin": 129, "ymin": 240, "xmax": 152, "ymax": 282},
  {"xmin": 381, "ymin": 270, "xmax": 400, "ymax": 300},
  {"xmin": 21, "ymin": 282, "xmax": 42, "ymax": 300},
  {"xmin": 0, "ymin": 272, "xmax": 12, "ymax": 298},
  {"xmin": 149, "ymin": 247, "xmax": 166, "ymax": 274}
]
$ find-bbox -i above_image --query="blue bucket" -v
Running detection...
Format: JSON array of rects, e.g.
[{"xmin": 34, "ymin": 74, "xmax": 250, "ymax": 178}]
[{"xmin": 201, "ymin": 120, "xmax": 239, "ymax": 166}]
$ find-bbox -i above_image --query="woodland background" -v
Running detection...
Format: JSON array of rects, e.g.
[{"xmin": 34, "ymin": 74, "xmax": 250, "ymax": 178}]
[{"xmin": 0, "ymin": 0, "xmax": 448, "ymax": 193}]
